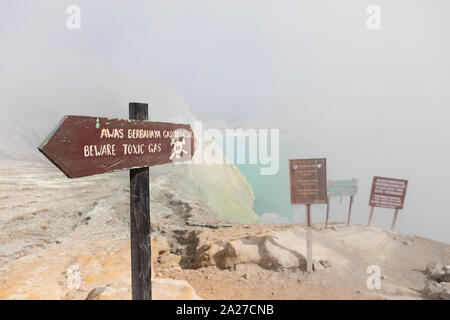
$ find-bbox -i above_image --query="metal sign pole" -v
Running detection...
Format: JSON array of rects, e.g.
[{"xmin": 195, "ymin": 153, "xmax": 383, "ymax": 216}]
[
  {"xmin": 391, "ymin": 209, "xmax": 399, "ymax": 231},
  {"xmin": 368, "ymin": 206, "xmax": 375, "ymax": 227},
  {"xmin": 347, "ymin": 195, "xmax": 354, "ymax": 226}
]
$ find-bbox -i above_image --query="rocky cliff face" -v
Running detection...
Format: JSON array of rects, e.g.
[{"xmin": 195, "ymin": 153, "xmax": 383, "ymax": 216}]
[{"xmin": 151, "ymin": 163, "xmax": 258, "ymax": 225}]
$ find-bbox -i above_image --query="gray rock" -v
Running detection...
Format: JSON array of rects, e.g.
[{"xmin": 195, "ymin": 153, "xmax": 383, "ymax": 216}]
[
  {"xmin": 427, "ymin": 262, "xmax": 445, "ymax": 281},
  {"xmin": 440, "ymin": 285, "xmax": 450, "ymax": 300},
  {"xmin": 424, "ymin": 280, "xmax": 444, "ymax": 299},
  {"xmin": 427, "ymin": 261, "xmax": 443, "ymax": 273},
  {"xmin": 443, "ymin": 266, "xmax": 450, "ymax": 282},
  {"xmin": 196, "ymin": 228, "xmax": 309, "ymax": 270}
]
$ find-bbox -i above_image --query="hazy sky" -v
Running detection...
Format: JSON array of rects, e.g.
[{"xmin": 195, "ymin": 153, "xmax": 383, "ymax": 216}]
[{"xmin": 1, "ymin": 1, "xmax": 449, "ymax": 243}]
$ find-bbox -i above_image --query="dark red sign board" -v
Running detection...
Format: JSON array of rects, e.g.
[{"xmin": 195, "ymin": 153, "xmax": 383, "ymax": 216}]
[
  {"xmin": 38, "ymin": 115, "xmax": 195, "ymax": 178},
  {"xmin": 289, "ymin": 158, "xmax": 327, "ymax": 205},
  {"xmin": 369, "ymin": 176, "xmax": 408, "ymax": 209}
]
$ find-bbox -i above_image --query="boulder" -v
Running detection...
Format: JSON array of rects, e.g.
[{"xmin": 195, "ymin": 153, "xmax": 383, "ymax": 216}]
[
  {"xmin": 224, "ymin": 237, "xmax": 262, "ymax": 269},
  {"xmin": 263, "ymin": 236, "xmax": 306, "ymax": 269},
  {"xmin": 444, "ymin": 266, "xmax": 450, "ymax": 282},
  {"xmin": 424, "ymin": 280, "xmax": 444, "ymax": 299},
  {"xmin": 440, "ymin": 284, "xmax": 450, "ymax": 300},
  {"xmin": 426, "ymin": 262, "xmax": 445, "ymax": 281},
  {"xmin": 195, "ymin": 229, "xmax": 310, "ymax": 270},
  {"xmin": 152, "ymin": 279, "xmax": 202, "ymax": 300}
]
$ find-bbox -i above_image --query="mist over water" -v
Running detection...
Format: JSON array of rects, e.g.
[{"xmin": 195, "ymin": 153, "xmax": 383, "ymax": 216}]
[{"xmin": 232, "ymin": 125, "xmax": 450, "ymax": 243}]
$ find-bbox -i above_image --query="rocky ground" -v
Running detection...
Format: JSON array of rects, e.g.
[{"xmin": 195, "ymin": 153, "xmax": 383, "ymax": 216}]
[{"xmin": 0, "ymin": 161, "xmax": 449, "ymax": 300}]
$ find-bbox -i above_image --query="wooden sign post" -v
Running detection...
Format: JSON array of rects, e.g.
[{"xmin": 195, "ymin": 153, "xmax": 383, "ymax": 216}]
[
  {"xmin": 368, "ymin": 205, "xmax": 375, "ymax": 227},
  {"xmin": 129, "ymin": 103, "xmax": 151, "ymax": 300},
  {"xmin": 289, "ymin": 158, "xmax": 327, "ymax": 273},
  {"xmin": 367, "ymin": 176, "xmax": 408, "ymax": 231},
  {"xmin": 325, "ymin": 198, "xmax": 330, "ymax": 229},
  {"xmin": 326, "ymin": 179, "xmax": 359, "ymax": 227},
  {"xmin": 38, "ymin": 102, "xmax": 195, "ymax": 300},
  {"xmin": 348, "ymin": 195, "xmax": 354, "ymax": 226}
]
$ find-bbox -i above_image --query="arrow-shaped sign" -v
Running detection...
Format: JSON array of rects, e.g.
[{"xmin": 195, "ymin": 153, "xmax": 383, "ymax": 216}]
[{"xmin": 38, "ymin": 115, "xmax": 195, "ymax": 178}]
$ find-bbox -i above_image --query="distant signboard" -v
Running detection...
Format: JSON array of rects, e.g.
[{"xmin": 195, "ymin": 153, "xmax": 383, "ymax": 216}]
[
  {"xmin": 327, "ymin": 179, "xmax": 358, "ymax": 198},
  {"xmin": 369, "ymin": 176, "xmax": 408, "ymax": 209},
  {"xmin": 289, "ymin": 158, "xmax": 327, "ymax": 205}
]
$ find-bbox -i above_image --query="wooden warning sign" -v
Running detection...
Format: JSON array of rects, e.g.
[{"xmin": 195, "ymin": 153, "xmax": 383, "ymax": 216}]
[
  {"xmin": 289, "ymin": 158, "xmax": 327, "ymax": 273},
  {"xmin": 38, "ymin": 103, "xmax": 195, "ymax": 300},
  {"xmin": 369, "ymin": 176, "xmax": 408, "ymax": 209},
  {"xmin": 289, "ymin": 158, "xmax": 327, "ymax": 204},
  {"xmin": 367, "ymin": 176, "xmax": 408, "ymax": 231},
  {"xmin": 39, "ymin": 115, "xmax": 195, "ymax": 178}
]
